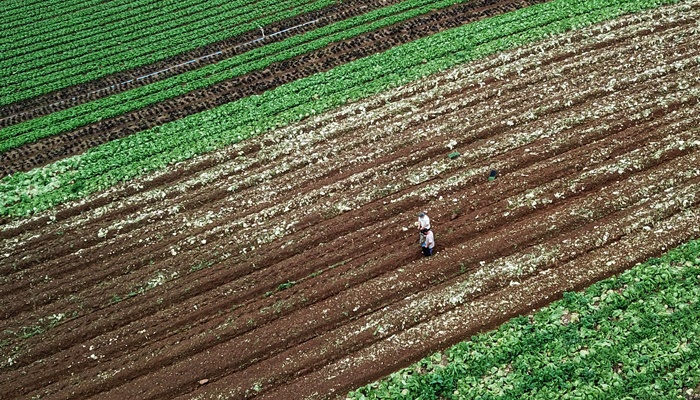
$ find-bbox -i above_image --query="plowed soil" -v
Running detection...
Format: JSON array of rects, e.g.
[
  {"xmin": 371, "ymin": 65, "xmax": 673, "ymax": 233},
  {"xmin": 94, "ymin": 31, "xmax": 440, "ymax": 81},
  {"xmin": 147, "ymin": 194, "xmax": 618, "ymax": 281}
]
[{"xmin": 1, "ymin": 1, "xmax": 700, "ymax": 399}]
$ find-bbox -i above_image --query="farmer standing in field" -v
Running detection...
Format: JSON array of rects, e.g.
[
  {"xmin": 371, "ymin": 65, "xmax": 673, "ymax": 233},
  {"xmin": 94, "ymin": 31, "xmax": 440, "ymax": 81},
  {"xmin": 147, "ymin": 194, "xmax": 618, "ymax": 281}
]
[
  {"xmin": 417, "ymin": 211, "xmax": 430, "ymax": 242},
  {"xmin": 421, "ymin": 227, "xmax": 435, "ymax": 257},
  {"xmin": 416, "ymin": 211, "xmax": 433, "ymax": 255}
]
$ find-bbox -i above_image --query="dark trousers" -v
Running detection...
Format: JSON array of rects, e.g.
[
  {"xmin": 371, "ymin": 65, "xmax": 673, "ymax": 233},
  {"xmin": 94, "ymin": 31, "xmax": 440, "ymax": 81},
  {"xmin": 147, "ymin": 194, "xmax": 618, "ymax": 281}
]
[{"xmin": 422, "ymin": 247, "xmax": 433, "ymax": 256}]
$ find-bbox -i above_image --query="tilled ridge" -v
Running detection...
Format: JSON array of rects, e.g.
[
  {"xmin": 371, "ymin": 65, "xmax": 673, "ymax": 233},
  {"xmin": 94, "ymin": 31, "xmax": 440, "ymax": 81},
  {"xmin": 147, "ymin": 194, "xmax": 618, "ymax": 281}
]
[
  {"xmin": 1, "ymin": 10, "xmax": 697, "ymax": 303},
  {"xmin": 1, "ymin": 3, "xmax": 699, "ymax": 399}
]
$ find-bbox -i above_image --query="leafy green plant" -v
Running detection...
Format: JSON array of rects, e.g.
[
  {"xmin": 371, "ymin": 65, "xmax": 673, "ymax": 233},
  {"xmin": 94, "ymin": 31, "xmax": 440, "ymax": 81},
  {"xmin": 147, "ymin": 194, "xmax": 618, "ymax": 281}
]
[
  {"xmin": 189, "ymin": 259, "xmax": 215, "ymax": 272},
  {"xmin": 110, "ymin": 294, "xmax": 122, "ymax": 304},
  {"xmin": 348, "ymin": 238, "xmax": 700, "ymax": 399},
  {"xmin": 18, "ymin": 324, "xmax": 44, "ymax": 339},
  {"xmin": 277, "ymin": 280, "xmax": 297, "ymax": 291},
  {"xmin": 1, "ymin": 0, "xmax": 336, "ymax": 105}
]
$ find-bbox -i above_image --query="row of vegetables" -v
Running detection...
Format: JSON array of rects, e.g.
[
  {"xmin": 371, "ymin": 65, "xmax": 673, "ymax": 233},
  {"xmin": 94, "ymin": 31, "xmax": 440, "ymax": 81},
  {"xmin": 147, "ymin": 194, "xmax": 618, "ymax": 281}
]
[
  {"xmin": 1, "ymin": 0, "xmax": 108, "ymax": 31},
  {"xmin": 2, "ymin": 0, "xmax": 198, "ymax": 49},
  {"xmin": 0, "ymin": 0, "xmax": 478, "ymax": 151},
  {"xmin": 0, "ymin": 0, "xmax": 682, "ymax": 218},
  {"xmin": 0, "ymin": 0, "xmax": 336, "ymax": 106},
  {"xmin": 348, "ymin": 238, "xmax": 700, "ymax": 399}
]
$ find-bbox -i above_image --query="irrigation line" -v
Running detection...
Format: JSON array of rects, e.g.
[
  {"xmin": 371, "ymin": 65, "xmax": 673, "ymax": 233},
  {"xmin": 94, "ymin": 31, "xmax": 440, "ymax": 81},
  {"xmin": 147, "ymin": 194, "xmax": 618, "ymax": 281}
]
[
  {"xmin": 0, "ymin": 18, "xmax": 320, "ymax": 125},
  {"xmin": 109, "ymin": 19, "xmax": 318, "ymax": 90}
]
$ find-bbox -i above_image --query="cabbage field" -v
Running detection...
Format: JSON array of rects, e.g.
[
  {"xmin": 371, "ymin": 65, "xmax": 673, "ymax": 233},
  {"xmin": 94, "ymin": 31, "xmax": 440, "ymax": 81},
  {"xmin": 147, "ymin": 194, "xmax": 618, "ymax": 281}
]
[{"xmin": 1, "ymin": 0, "xmax": 699, "ymax": 398}]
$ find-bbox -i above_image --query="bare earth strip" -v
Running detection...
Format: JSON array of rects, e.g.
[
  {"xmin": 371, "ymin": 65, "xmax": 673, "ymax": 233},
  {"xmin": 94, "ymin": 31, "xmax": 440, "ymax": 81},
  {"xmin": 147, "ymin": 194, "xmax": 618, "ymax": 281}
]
[{"xmin": 1, "ymin": 2, "xmax": 700, "ymax": 399}]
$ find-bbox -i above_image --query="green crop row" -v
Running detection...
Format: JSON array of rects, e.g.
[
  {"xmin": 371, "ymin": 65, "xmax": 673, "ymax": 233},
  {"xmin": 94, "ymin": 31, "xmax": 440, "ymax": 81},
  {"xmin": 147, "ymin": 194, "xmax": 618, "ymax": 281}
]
[
  {"xmin": 348, "ymin": 239, "xmax": 700, "ymax": 399},
  {"xmin": 2, "ymin": 0, "xmax": 299, "ymax": 63},
  {"xmin": 3, "ymin": 0, "xmax": 202, "ymax": 62},
  {"xmin": 0, "ymin": 0, "xmax": 680, "ymax": 218},
  {"xmin": 1, "ymin": 0, "xmax": 184, "ymax": 44},
  {"xmin": 0, "ymin": 0, "xmax": 106, "ymax": 32},
  {"xmin": 0, "ymin": 0, "xmax": 480, "ymax": 151},
  {"xmin": 0, "ymin": 0, "xmax": 334, "ymax": 106},
  {"xmin": 0, "ymin": 0, "xmax": 329, "ymax": 93}
]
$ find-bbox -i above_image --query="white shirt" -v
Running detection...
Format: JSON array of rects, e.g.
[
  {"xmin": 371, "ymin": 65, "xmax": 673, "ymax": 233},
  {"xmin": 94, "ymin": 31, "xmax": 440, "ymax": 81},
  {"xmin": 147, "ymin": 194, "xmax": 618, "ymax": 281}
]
[
  {"xmin": 418, "ymin": 214, "xmax": 430, "ymax": 230},
  {"xmin": 423, "ymin": 230, "xmax": 435, "ymax": 249}
]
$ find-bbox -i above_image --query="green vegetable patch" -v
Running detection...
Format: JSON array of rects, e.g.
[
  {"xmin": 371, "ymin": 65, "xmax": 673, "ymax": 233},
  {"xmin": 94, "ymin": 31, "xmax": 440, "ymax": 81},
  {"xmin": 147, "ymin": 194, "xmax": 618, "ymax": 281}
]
[
  {"xmin": 348, "ymin": 238, "xmax": 700, "ymax": 399},
  {"xmin": 0, "ymin": 0, "xmax": 682, "ymax": 218}
]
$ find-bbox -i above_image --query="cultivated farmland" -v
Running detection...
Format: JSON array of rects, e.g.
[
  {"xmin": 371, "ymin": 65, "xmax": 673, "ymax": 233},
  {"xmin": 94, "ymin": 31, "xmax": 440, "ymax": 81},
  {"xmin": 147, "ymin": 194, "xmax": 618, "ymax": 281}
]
[{"xmin": 1, "ymin": 0, "xmax": 699, "ymax": 399}]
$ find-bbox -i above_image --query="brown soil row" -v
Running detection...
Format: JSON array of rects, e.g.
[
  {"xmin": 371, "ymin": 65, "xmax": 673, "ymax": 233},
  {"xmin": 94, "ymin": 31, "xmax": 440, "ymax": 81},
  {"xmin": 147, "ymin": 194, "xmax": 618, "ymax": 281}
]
[
  {"xmin": 0, "ymin": 3, "xmax": 699, "ymax": 398},
  {"xmin": 0, "ymin": 0, "xmax": 550, "ymax": 177},
  {"xmin": 2, "ymin": 37, "xmax": 695, "ymax": 327},
  {"xmin": 23, "ymin": 105, "xmax": 697, "ymax": 400},
  {"xmin": 68, "ymin": 104, "xmax": 700, "ymax": 400},
  {"xmin": 262, "ymin": 206, "xmax": 700, "ymax": 399},
  {"xmin": 106, "ymin": 129, "xmax": 700, "ymax": 400},
  {"xmin": 6, "ymin": 103, "xmax": 698, "ymax": 398}
]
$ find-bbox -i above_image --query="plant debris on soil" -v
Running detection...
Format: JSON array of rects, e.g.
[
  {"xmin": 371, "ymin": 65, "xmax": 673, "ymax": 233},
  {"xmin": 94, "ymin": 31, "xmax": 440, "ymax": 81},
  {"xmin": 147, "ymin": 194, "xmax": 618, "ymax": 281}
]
[{"xmin": 1, "ymin": 1, "xmax": 700, "ymax": 399}]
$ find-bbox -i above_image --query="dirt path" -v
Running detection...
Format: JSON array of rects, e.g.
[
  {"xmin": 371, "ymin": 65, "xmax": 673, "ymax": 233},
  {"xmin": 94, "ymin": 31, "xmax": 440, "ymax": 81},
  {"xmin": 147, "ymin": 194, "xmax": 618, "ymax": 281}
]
[{"xmin": 1, "ymin": 2, "xmax": 699, "ymax": 399}]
